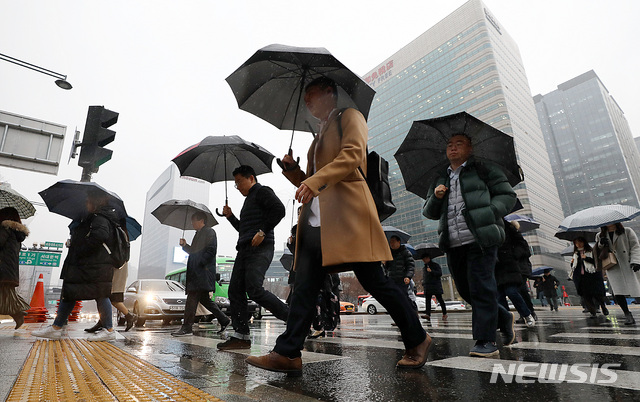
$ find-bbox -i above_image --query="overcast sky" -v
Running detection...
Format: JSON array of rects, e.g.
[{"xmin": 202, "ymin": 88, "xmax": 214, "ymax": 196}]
[{"xmin": 1, "ymin": 0, "xmax": 638, "ymax": 276}]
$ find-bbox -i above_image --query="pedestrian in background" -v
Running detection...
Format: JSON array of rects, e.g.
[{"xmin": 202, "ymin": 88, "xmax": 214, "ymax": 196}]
[
  {"xmin": 538, "ymin": 269, "xmax": 559, "ymax": 311},
  {"xmin": 33, "ymin": 191, "xmax": 119, "ymax": 341},
  {"xmin": 173, "ymin": 211, "xmax": 230, "ymax": 337},
  {"xmin": 0, "ymin": 207, "xmax": 30, "ymax": 329},
  {"xmin": 570, "ymin": 236, "xmax": 607, "ymax": 319},
  {"xmin": 218, "ymin": 165, "xmax": 288, "ymax": 349},
  {"xmin": 421, "ymin": 255, "xmax": 447, "ymax": 322},
  {"xmin": 495, "ymin": 219, "xmax": 536, "ymax": 327},
  {"xmin": 423, "ymin": 133, "xmax": 516, "ymax": 358},
  {"xmin": 384, "ymin": 235, "xmax": 416, "ymax": 311},
  {"xmin": 595, "ymin": 223, "xmax": 640, "ymax": 325}
]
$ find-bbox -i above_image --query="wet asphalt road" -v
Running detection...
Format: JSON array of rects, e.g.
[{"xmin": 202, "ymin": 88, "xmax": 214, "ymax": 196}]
[{"xmin": 111, "ymin": 306, "xmax": 640, "ymax": 401}]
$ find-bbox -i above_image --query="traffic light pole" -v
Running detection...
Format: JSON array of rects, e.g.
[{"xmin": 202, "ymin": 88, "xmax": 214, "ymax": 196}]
[{"xmin": 80, "ymin": 167, "xmax": 93, "ymax": 182}]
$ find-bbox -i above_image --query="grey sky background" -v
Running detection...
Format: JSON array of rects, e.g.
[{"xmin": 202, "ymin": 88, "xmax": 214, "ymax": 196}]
[{"xmin": 1, "ymin": 0, "xmax": 638, "ymax": 278}]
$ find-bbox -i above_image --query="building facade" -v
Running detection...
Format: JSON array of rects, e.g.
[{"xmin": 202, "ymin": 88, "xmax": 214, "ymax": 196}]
[
  {"xmin": 137, "ymin": 164, "xmax": 210, "ymax": 279},
  {"xmin": 364, "ymin": 0, "xmax": 566, "ymax": 270},
  {"xmin": 535, "ymin": 70, "xmax": 640, "ymax": 224}
]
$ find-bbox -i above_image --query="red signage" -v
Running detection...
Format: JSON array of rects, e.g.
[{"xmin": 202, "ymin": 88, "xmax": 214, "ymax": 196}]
[{"xmin": 365, "ymin": 60, "xmax": 394, "ymax": 86}]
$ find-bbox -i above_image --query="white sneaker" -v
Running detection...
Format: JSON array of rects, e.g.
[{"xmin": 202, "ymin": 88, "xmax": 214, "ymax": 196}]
[
  {"xmin": 32, "ymin": 325, "xmax": 63, "ymax": 340},
  {"xmin": 525, "ymin": 315, "xmax": 536, "ymax": 328},
  {"xmin": 87, "ymin": 329, "xmax": 116, "ymax": 342}
]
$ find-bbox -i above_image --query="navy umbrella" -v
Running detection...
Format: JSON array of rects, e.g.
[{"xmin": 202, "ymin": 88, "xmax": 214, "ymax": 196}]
[
  {"xmin": 531, "ymin": 266, "xmax": 554, "ymax": 276},
  {"xmin": 382, "ymin": 226, "xmax": 411, "ymax": 244},
  {"xmin": 39, "ymin": 180, "xmax": 127, "ymax": 221},
  {"xmin": 505, "ymin": 214, "xmax": 540, "ymax": 232},
  {"xmin": 125, "ymin": 216, "xmax": 142, "ymax": 241}
]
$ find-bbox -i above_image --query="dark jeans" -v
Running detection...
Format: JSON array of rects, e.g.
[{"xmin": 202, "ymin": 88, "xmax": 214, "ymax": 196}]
[
  {"xmin": 424, "ymin": 293, "xmax": 446, "ymax": 316},
  {"xmin": 183, "ymin": 290, "xmax": 229, "ymax": 328},
  {"xmin": 499, "ymin": 284, "xmax": 531, "ymax": 317},
  {"xmin": 228, "ymin": 244, "xmax": 289, "ymax": 336},
  {"xmin": 518, "ymin": 282, "xmax": 535, "ymax": 314},
  {"xmin": 447, "ymin": 243, "xmax": 510, "ymax": 342},
  {"xmin": 273, "ymin": 224, "xmax": 426, "ymax": 358},
  {"xmin": 544, "ymin": 290, "xmax": 559, "ymax": 310},
  {"xmin": 53, "ymin": 297, "xmax": 112, "ymax": 329}
]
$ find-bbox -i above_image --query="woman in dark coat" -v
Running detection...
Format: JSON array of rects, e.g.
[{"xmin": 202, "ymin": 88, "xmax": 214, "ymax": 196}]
[
  {"xmin": 570, "ymin": 236, "xmax": 607, "ymax": 318},
  {"xmin": 0, "ymin": 207, "xmax": 30, "ymax": 329},
  {"xmin": 421, "ymin": 256, "xmax": 447, "ymax": 320},
  {"xmin": 33, "ymin": 191, "xmax": 118, "ymax": 341}
]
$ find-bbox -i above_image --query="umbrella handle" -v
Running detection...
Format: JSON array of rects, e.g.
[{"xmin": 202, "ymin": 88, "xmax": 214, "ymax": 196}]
[{"xmin": 215, "ymin": 208, "xmax": 225, "ymax": 217}]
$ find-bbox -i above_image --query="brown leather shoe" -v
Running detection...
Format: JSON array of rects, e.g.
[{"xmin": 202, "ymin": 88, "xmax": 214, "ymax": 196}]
[
  {"xmin": 217, "ymin": 337, "xmax": 251, "ymax": 350},
  {"xmin": 397, "ymin": 333, "xmax": 432, "ymax": 369},
  {"xmin": 246, "ymin": 351, "xmax": 302, "ymax": 376}
]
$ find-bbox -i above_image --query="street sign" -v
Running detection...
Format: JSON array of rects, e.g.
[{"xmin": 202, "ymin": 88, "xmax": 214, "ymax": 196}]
[
  {"xmin": 19, "ymin": 251, "xmax": 61, "ymax": 267},
  {"xmin": 44, "ymin": 241, "xmax": 64, "ymax": 248}
]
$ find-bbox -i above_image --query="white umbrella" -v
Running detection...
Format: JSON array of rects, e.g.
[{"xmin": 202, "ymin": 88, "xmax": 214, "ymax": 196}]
[{"xmin": 559, "ymin": 204, "xmax": 640, "ymax": 231}]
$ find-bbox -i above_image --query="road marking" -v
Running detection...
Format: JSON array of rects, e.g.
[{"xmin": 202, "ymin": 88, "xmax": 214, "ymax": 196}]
[
  {"xmin": 580, "ymin": 326, "xmax": 640, "ymax": 331},
  {"xmin": 508, "ymin": 341, "xmax": 640, "ymax": 356},
  {"xmin": 551, "ymin": 332, "xmax": 640, "ymax": 340}
]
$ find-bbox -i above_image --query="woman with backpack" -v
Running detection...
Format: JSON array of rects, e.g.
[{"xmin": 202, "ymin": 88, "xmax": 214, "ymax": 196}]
[
  {"xmin": 33, "ymin": 190, "xmax": 120, "ymax": 341},
  {"xmin": 0, "ymin": 207, "xmax": 30, "ymax": 329}
]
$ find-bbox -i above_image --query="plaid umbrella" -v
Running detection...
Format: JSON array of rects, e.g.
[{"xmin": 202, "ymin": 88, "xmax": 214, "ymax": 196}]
[
  {"xmin": 0, "ymin": 183, "xmax": 36, "ymax": 219},
  {"xmin": 559, "ymin": 204, "xmax": 640, "ymax": 231}
]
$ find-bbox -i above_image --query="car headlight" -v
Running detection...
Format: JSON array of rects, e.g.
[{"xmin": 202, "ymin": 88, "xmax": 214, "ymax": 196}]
[
  {"xmin": 215, "ymin": 296, "xmax": 229, "ymax": 304},
  {"xmin": 145, "ymin": 294, "xmax": 159, "ymax": 303}
]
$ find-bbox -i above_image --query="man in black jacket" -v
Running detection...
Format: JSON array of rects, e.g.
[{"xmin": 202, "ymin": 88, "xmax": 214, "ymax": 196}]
[
  {"xmin": 218, "ymin": 165, "xmax": 288, "ymax": 349},
  {"xmin": 384, "ymin": 236, "xmax": 416, "ymax": 311},
  {"xmin": 172, "ymin": 211, "xmax": 230, "ymax": 337}
]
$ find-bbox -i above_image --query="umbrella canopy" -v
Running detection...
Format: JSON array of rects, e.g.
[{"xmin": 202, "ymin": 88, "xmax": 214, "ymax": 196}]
[
  {"xmin": 226, "ymin": 44, "xmax": 375, "ymax": 147},
  {"xmin": 554, "ymin": 229, "xmax": 597, "ymax": 242},
  {"xmin": 404, "ymin": 243, "xmax": 417, "ymax": 258},
  {"xmin": 0, "ymin": 182, "xmax": 36, "ymax": 219},
  {"xmin": 151, "ymin": 200, "xmax": 218, "ymax": 231},
  {"xmin": 280, "ymin": 249, "xmax": 294, "ymax": 272},
  {"xmin": 414, "ymin": 243, "xmax": 445, "ymax": 259},
  {"xmin": 558, "ymin": 204, "xmax": 640, "ymax": 231},
  {"xmin": 382, "ymin": 226, "xmax": 411, "ymax": 244},
  {"xmin": 125, "ymin": 216, "xmax": 143, "ymax": 241},
  {"xmin": 39, "ymin": 180, "xmax": 127, "ymax": 221},
  {"xmin": 531, "ymin": 266, "xmax": 554, "ymax": 276},
  {"xmin": 505, "ymin": 214, "xmax": 540, "ymax": 232},
  {"xmin": 394, "ymin": 111, "xmax": 522, "ymax": 199}
]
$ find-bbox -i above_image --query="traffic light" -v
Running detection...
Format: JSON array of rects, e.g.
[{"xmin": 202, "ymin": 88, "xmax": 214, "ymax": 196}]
[{"xmin": 78, "ymin": 106, "xmax": 119, "ymax": 172}]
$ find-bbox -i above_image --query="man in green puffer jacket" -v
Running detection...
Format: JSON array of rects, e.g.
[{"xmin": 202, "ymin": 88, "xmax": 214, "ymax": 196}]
[{"xmin": 423, "ymin": 134, "xmax": 516, "ymax": 358}]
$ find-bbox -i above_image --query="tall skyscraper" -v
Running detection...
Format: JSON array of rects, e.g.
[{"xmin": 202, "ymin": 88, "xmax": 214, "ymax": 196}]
[
  {"xmin": 138, "ymin": 165, "xmax": 210, "ymax": 279},
  {"xmin": 534, "ymin": 70, "xmax": 640, "ymax": 228},
  {"xmin": 364, "ymin": 0, "xmax": 565, "ymax": 269}
]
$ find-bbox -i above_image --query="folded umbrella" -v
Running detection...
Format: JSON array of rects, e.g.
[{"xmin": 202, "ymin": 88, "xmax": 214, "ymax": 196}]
[
  {"xmin": 280, "ymin": 249, "xmax": 294, "ymax": 272},
  {"xmin": 394, "ymin": 111, "xmax": 523, "ymax": 199},
  {"xmin": 151, "ymin": 199, "xmax": 217, "ymax": 237},
  {"xmin": 414, "ymin": 243, "xmax": 445, "ymax": 259},
  {"xmin": 0, "ymin": 182, "xmax": 36, "ymax": 219},
  {"xmin": 505, "ymin": 214, "xmax": 540, "ymax": 232},
  {"xmin": 382, "ymin": 226, "xmax": 411, "ymax": 244},
  {"xmin": 226, "ymin": 44, "xmax": 376, "ymax": 149},
  {"xmin": 558, "ymin": 204, "xmax": 640, "ymax": 231},
  {"xmin": 39, "ymin": 180, "xmax": 127, "ymax": 221}
]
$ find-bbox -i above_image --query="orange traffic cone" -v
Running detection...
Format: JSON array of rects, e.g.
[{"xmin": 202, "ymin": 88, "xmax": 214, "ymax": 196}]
[{"xmin": 24, "ymin": 274, "xmax": 48, "ymax": 323}]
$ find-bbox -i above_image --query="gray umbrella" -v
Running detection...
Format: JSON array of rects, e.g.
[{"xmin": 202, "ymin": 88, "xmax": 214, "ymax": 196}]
[
  {"xmin": 505, "ymin": 214, "xmax": 540, "ymax": 232},
  {"xmin": 0, "ymin": 182, "xmax": 36, "ymax": 219},
  {"xmin": 151, "ymin": 200, "xmax": 217, "ymax": 236},
  {"xmin": 382, "ymin": 226, "xmax": 411, "ymax": 244},
  {"xmin": 559, "ymin": 204, "xmax": 640, "ymax": 231},
  {"xmin": 414, "ymin": 243, "xmax": 444, "ymax": 259},
  {"xmin": 394, "ymin": 111, "xmax": 523, "ymax": 199}
]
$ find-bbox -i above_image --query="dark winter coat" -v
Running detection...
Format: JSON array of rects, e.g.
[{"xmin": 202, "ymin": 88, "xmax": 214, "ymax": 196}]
[
  {"xmin": 384, "ymin": 245, "xmax": 414, "ymax": 286},
  {"xmin": 422, "ymin": 261, "xmax": 443, "ymax": 295},
  {"xmin": 182, "ymin": 226, "xmax": 217, "ymax": 292},
  {"xmin": 537, "ymin": 273, "xmax": 559, "ymax": 296},
  {"xmin": 60, "ymin": 207, "xmax": 119, "ymax": 301},
  {"xmin": 495, "ymin": 220, "xmax": 531, "ymax": 287},
  {"xmin": 0, "ymin": 220, "xmax": 29, "ymax": 287},
  {"xmin": 423, "ymin": 157, "xmax": 516, "ymax": 251}
]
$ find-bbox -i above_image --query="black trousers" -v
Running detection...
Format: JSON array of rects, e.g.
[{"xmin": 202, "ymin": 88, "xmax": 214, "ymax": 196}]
[
  {"xmin": 183, "ymin": 290, "xmax": 229, "ymax": 328},
  {"xmin": 518, "ymin": 282, "xmax": 535, "ymax": 314},
  {"xmin": 273, "ymin": 224, "xmax": 426, "ymax": 358},
  {"xmin": 447, "ymin": 243, "xmax": 510, "ymax": 342},
  {"xmin": 424, "ymin": 293, "xmax": 446, "ymax": 316},
  {"xmin": 228, "ymin": 244, "xmax": 289, "ymax": 335}
]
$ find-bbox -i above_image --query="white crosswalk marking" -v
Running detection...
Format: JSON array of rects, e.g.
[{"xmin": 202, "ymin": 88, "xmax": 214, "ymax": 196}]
[
  {"xmin": 551, "ymin": 332, "xmax": 640, "ymax": 340},
  {"xmin": 508, "ymin": 342, "xmax": 640, "ymax": 356}
]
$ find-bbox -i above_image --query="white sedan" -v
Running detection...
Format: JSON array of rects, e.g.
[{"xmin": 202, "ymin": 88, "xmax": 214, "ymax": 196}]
[
  {"xmin": 363, "ymin": 296, "xmax": 435, "ymax": 315},
  {"xmin": 433, "ymin": 300, "xmax": 467, "ymax": 311}
]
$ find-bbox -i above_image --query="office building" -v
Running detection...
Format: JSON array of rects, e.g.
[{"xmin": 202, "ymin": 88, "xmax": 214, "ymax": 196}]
[
  {"xmin": 138, "ymin": 165, "xmax": 210, "ymax": 279},
  {"xmin": 364, "ymin": 0, "xmax": 566, "ymax": 269}
]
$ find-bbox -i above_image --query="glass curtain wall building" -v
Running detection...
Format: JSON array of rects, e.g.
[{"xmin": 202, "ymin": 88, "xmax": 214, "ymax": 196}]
[
  {"xmin": 364, "ymin": 0, "xmax": 565, "ymax": 270},
  {"xmin": 534, "ymin": 70, "xmax": 640, "ymax": 234}
]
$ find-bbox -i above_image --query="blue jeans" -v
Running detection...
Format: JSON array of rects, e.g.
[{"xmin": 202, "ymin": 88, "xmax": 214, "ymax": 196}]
[
  {"xmin": 53, "ymin": 297, "xmax": 112, "ymax": 329},
  {"xmin": 499, "ymin": 285, "xmax": 531, "ymax": 317}
]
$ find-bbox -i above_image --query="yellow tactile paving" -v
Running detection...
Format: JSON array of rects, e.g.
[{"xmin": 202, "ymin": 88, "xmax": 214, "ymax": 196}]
[{"xmin": 7, "ymin": 340, "xmax": 222, "ymax": 402}]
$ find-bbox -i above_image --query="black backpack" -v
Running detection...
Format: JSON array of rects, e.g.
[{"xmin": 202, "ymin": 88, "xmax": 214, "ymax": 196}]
[
  {"xmin": 98, "ymin": 215, "xmax": 130, "ymax": 268},
  {"xmin": 337, "ymin": 109, "xmax": 396, "ymax": 222}
]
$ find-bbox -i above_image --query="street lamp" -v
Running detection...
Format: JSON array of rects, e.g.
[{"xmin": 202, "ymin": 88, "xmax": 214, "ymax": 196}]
[{"xmin": 0, "ymin": 52, "xmax": 72, "ymax": 90}]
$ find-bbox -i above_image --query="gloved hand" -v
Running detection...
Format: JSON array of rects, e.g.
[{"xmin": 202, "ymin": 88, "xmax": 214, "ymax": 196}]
[{"xmin": 631, "ymin": 263, "xmax": 640, "ymax": 272}]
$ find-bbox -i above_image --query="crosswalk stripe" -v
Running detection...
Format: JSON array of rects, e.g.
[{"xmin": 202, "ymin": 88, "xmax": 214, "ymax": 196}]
[
  {"xmin": 425, "ymin": 356, "xmax": 640, "ymax": 391},
  {"xmin": 580, "ymin": 326, "xmax": 640, "ymax": 332},
  {"xmin": 508, "ymin": 341, "xmax": 640, "ymax": 356},
  {"xmin": 551, "ymin": 333, "xmax": 640, "ymax": 340}
]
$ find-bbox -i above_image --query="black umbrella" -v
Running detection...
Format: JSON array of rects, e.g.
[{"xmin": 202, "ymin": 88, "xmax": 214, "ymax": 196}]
[
  {"xmin": 382, "ymin": 226, "xmax": 411, "ymax": 244},
  {"xmin": 394, "ymin": 111, "xmax": 523, "ymax": 199},
  {"xmin": 414, "ymin": 243, "xmax": 445, "ymax": 259},
  {"xmin": 226, "ymin": 44, "xmax": 376, "ymax": 149},
  {"xmin": 151, "ymin": 199, "xmax": 218, "ymax": 237},
  {"xmin": 172, "ymin": 135, "xmax": 274, "ymax": 214},
  {"xmin": 554, "ymin": 229, "xmax": 597, "ymax": 242},
  {"xmin": 39, "ymin": 180, "xmax": 127, "ymax": 221}
]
